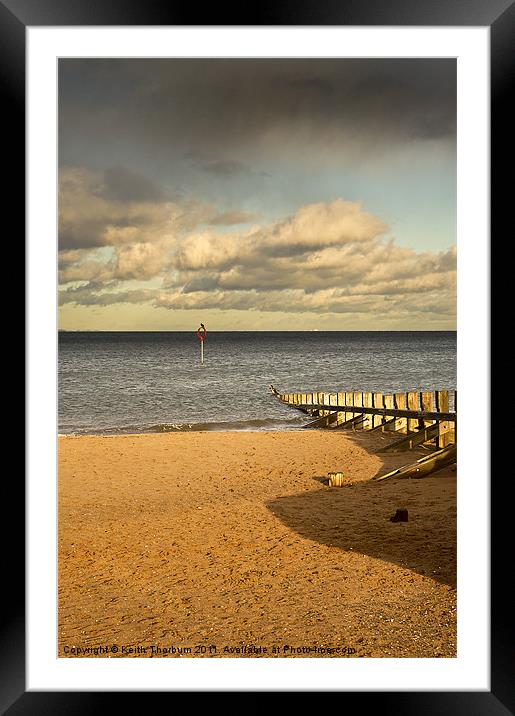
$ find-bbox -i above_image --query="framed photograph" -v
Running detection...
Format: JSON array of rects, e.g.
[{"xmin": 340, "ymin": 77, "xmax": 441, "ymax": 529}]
[{"xmin": 12, "ymin": 0, "xmax": 504, "ymax": 709}]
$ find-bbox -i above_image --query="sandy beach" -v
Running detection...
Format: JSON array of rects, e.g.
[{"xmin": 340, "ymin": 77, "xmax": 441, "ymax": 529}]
[{"xmin": 58, "ymin": 429, "xmax": 456, "ymax": 658}]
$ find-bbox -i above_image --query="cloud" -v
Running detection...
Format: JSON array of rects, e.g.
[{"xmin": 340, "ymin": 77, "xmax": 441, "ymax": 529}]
[
  {"xmin": 59, "ymin": 166, "xmax": 215, "ymax": 250},
  {"xmin": 171, "ymin": 200, "xmax": 387, "ymax": 275},
  {"xmin": 59, "ymin": 58, "xmax": 456, "ymax": 168},
  {"xmin": 201, "ymin": 160, "xmax": 249, "ymax": 177},
  {"xmin": 59, "ymin": 285, "xmax": 156, "ymax": 306},
  {"xmin": 209, "ymin": 210, "xmax": 261, "ymax": 226},
  {"xmin": 261, "ymin": 200, "xmax": 386, "ymax": 255},
  {"xmin": 101, "ymin": 166, "xmax": 165, "ymax": 202},
  {"xmin": 57, "ymin": 59, "xmax": 456, "ymax": 327},
  {"xmin": 59, "ymin": 192, "xmax": 456, "ymax": 323},
  {"xmin": 114, "ymin": 242, "xmax": 170, "ymax": 281}
]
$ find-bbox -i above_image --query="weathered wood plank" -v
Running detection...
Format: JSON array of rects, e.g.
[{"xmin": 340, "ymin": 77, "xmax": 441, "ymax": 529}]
[
  {"xmin": 345, "ymin": 391, "xmax": 354, "ymax": 424},
  {"xmin": 329, "ymin": 393, "xmax": 338, "ymax": 422},
  {"xmin": 363, "ymin": 391, "xmax": 373, "ymax": 430},
  {"xmin": 369, "ymin": 416, "xmax": 397, "ymax": 432},
  {"xmin": 436, "ymin": 390, "xmax": 451, "ymax": 448},
  {"xmin": 279, "ymin": 400, "xmax": 456, "ymax": 422},
  {"xmin": 420, "ymin": 391, "xmax": 435, "ymax": 431},
  {"xmin": 332, "ymin": 414, "xmax": 366, "ymax": 430},
  {"xmin": 353, "ymin": 391, "xmax": 363, "ymax": 430},
  {"xmin": 375, "ymin": 443, "xmax": 457, "ymax": 481},
  {"xmin": 394, "ymin": 392, "xmax": 408, "ymax": 433},
  {"xmin": 336, "ymin": 392, "xmax": 346, "ymax": 425},
  {"xmin": 303, "ymin": 410, "xmax": 339, "ymax": 429},
  {"xmin": 383, "ymin": 394, "xmax": 395, "ymax": 431},
  {"xmin": 377, "ymin": 421, "xmax": 452, "ymax": 453},
  {"xmin": 271, "ymin": 388, "xmax": 456, "ymax": 422},
  {"xmin": 372, "ymin": 392, "xmax": 384, "ymax": 429},
  {"xmin": 407, "ymin": 392, "xmax": 420, "ymax": 432}
]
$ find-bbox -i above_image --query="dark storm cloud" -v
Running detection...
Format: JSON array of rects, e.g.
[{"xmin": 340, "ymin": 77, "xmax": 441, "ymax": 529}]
[
  {"xmin": 201, "ymin": 160, "xmax": 250, "ymax": 177},
  {"xmin": 58, "ymin": 166, "xmax": 218, "ymax": 251},
  {"xmin": 58, "ymin": 166, "xmax": 159, "ymax": 249},
  {"xmin": 100, "ymin": 166, "xmax": 165, "ymax": 202},
  {"xmin": 59, "ymin": 215, "xmax": 111, "ymax": 250},
  {"xmin": 58, "ymin": 58, "xmax": 456, "ymax": 164}
]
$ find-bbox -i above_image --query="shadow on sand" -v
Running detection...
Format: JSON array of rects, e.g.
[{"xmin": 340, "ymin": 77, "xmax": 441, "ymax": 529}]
[{"xmin": 267, "ymin": 431, "xmax": 456, "ymax": 588}]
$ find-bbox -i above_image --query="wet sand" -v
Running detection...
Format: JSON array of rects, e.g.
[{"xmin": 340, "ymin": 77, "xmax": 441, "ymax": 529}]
[{"xmin": 58, "ymin": 430, "xmax": 456, "ymax": 658}]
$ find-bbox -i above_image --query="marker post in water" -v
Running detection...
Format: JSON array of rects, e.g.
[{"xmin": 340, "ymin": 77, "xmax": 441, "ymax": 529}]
[{"xmin": 197, "ymin": 323, "xmax": 207, "ymax": 364}]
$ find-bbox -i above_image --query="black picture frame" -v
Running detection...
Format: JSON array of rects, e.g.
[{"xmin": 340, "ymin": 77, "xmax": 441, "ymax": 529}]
[{"xmin": 9, "ymin": 0, "xmax": 502, "ymax": 711}]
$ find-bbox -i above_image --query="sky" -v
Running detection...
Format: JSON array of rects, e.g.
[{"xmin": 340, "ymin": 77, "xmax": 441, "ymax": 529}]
[{"xmin": 58, "ymin": 58, "xmax": 456, "ymax": 331}]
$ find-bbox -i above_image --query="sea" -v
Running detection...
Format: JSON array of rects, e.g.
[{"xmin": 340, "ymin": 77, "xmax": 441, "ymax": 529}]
[{"xmin": 58, "ymin": 331, "xmax": 456, "ymax": 435}]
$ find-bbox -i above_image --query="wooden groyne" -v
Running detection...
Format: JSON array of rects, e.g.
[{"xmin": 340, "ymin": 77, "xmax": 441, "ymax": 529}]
[{"xmin": 269, "ymin": 385, "xmax": 457, "ymax": 477}]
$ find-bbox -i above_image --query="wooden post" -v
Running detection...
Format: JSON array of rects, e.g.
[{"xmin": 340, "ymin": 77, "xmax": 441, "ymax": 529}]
[
  {"xmin": 383, "ymin": 393, "xmax": 395, "ymax": 431},
  {"xmin": 372, "ymin": 393, "xmax": 383, "ymax": 428},
  {"xmin": 328, "ymin": 472, "xmax": 345, "ymax": 487},
  {"xmin": 329, "ymin": 393, "xmax": 338, "ymax": 422},
  {"xmin": 363, "ymin": 391, "xmax": 373, "ymax": 430},
  {"xmin": 394, "ymin": 393, "xmax": 408, "ymax": 433},
  {"xmin": 407, "ymin": 392, "xmax": 419, "ymax": 432},
  {"xmin": 353, "ymin": 392, "xmax": 363, "ymax": 430},
  {"xmin": 436, "ymin": 390, "xmax": 451, "ymax": 447},
  {"xmin": 346, "ymin": 391, "xmax": 354, "ymax": 424},
  {"xmin": 420, "ymin": 391, "xmax": 435, "ymax": 431},
  {"xmin": 337, "ymin": 392, "xmax": 346, "ymax": 425},
  {"xmin": 323, "ymin": 392, "xmax": 330, "ymax": 417}
]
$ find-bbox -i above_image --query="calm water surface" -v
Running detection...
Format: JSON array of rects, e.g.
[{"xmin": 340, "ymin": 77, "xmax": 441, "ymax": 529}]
[{"xmin": 58, "ymin": 331, "xmax": 456, "ymax": 434}]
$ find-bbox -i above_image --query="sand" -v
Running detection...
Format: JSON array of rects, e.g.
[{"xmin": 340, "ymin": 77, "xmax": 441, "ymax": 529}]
[{"xmin": 58, "ymin": 430, "xmax": 456, "ymax": 658}]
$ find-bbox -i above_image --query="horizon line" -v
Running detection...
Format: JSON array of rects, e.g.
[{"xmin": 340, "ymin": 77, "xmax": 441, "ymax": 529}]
[{"xmin": 58, "ymin": 328, "xmax": 457, "ymax": 333}]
